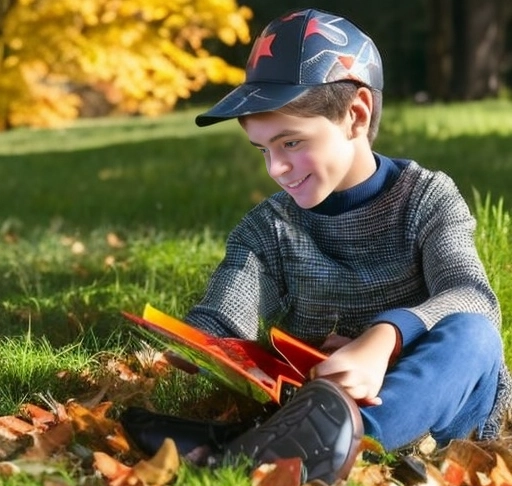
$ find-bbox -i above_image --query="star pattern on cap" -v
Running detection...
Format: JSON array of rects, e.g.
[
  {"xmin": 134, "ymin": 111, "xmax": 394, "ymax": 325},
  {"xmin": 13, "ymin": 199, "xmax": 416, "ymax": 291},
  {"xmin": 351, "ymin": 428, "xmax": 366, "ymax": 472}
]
[
  {"xmin": 304, "ymin": 18, "xmax": 321, "ymax": 37},
  {"xmin": 248, "ymin": 33, "xmax": 276, "ymax": 69}
]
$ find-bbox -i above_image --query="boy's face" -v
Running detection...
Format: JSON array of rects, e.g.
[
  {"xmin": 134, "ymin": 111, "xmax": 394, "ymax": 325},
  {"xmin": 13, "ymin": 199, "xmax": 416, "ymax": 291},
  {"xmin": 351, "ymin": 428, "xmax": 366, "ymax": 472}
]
[{"xmin": 240, "ymin": 107, "xmax": 375, "ymax": 209}]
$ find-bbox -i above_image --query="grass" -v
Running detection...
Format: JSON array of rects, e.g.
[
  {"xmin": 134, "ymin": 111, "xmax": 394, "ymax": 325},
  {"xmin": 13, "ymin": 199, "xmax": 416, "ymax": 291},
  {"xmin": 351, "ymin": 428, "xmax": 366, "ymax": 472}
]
[{"xmin": 0, "ymin": 99, "xmax": 511, "ymax": 484}]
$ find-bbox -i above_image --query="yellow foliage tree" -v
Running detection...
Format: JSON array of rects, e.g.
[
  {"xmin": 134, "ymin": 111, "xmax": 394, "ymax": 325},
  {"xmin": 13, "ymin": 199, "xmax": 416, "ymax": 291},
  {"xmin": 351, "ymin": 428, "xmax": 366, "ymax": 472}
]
[{"xmin": 0, "ymin": 0, "xmax": 252, "ymax": 129}]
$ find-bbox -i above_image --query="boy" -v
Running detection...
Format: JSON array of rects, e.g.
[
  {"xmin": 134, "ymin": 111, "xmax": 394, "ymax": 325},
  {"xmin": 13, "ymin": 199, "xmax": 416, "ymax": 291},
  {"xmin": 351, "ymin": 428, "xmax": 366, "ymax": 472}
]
[{"xmin": 123, "ymin": 8, "xmax": 512, "ymax": 484}]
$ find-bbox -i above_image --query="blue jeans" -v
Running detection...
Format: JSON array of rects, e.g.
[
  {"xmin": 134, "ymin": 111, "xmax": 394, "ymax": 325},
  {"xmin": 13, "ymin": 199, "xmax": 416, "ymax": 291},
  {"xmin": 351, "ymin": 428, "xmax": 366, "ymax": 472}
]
[{"xmin": 361, "ymin": 313, "xmax": 502, "ymax": 450}]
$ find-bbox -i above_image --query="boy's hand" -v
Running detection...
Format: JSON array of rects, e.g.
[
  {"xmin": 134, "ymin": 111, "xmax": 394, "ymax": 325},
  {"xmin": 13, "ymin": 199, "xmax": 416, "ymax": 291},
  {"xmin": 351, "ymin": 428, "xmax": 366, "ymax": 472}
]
[
  {"xmin": 320, "ymin": 333, "xmax": 353, "ymax": 352},
  {"xmin": 310, "ymin": 323, "xmax": 397, "ymax": 406}
]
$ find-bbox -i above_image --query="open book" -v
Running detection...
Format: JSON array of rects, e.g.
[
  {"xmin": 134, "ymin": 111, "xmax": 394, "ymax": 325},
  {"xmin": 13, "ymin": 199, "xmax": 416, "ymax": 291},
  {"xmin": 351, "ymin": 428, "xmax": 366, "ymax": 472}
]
[{"xmin": 123, "ymin": 304, "xmax": 328, "ymax": 405}]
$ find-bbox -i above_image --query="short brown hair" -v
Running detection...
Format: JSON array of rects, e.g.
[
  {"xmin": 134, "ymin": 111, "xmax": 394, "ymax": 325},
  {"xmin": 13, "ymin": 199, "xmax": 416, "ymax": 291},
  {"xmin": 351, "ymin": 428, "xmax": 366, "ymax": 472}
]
[{"xmin": 277, "ymin": 81, "xmax": 382, "ymax": 145}]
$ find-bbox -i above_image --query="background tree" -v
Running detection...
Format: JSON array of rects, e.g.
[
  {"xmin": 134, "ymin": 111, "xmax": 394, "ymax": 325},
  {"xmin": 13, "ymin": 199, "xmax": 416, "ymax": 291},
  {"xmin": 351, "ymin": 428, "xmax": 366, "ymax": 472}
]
[
  {"xmin": 427, "ymin": 0, "xmax": 512, "ymax": 100},
  {"xmin": 0, "ymin": 0, "xmax": 252, "ymax": 129}
]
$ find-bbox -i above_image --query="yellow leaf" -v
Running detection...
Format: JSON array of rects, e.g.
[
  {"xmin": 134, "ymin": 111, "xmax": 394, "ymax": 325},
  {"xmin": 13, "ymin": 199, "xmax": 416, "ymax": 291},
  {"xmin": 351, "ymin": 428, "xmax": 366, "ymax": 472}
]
[
  {"xmin": 491, "ymin": 454, "xmax": 512, "ymax": 486},
  {"xmin": 132, "ymin": 438, "xmax": 180, "ymax": 486}
]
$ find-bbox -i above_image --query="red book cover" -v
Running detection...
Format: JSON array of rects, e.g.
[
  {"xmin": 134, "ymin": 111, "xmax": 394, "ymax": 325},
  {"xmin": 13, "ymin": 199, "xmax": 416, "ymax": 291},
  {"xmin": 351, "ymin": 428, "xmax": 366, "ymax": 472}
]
[{"xmin": 123, "ymin": 304, "xmax": 327, "ymax": 405}]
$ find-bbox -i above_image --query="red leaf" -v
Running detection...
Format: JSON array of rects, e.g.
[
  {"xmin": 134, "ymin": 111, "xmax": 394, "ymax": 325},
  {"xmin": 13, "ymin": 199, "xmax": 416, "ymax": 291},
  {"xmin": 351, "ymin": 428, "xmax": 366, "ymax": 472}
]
[{"xmin": 252, "ymin": 457, "xmax": 303, "ymax": 486}]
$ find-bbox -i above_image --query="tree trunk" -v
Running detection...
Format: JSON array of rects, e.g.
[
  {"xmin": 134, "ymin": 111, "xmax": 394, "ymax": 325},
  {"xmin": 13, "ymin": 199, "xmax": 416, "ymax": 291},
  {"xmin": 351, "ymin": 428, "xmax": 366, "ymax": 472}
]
[
  {"xmin": 427, "ymin": 0, "xmax": 453, "ymax": 100},
  {"xmin": 427, "ymin": 0, "xmax": 509, "ymax": 100}
]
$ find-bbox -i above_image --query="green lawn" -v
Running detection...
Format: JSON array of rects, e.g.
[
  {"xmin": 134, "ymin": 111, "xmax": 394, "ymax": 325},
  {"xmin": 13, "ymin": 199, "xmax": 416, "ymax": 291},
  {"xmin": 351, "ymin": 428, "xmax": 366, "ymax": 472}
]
[{"xmin": 0, "ymin": 99, "xmax": 511, "ymax": 484}]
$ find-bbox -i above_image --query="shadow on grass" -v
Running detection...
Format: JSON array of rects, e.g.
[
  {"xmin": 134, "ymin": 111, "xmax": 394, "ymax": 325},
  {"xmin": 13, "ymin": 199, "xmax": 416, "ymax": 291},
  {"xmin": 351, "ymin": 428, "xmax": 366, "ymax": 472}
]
[
  {"xmin": 0, "ymin": 131, "xmax": 274, "ymax": 235},
  {"xmin": 0, "ymin": 129, "xmax": 509, "ymax": 238}
]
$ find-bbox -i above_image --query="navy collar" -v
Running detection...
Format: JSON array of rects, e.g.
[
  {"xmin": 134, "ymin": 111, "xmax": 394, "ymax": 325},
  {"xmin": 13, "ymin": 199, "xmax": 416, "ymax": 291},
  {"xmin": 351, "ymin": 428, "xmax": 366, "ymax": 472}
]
[{"xmin": 310, "ymin": 153, "xmax": 402, "ymax": 216}]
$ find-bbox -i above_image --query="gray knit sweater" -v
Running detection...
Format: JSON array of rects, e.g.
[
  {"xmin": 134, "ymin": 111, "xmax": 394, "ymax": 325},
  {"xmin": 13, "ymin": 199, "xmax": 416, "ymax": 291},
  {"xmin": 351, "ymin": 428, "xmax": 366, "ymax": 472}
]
[{"xmin": 186, "ymin": 155, "xmax": 512, "ymax": 438}]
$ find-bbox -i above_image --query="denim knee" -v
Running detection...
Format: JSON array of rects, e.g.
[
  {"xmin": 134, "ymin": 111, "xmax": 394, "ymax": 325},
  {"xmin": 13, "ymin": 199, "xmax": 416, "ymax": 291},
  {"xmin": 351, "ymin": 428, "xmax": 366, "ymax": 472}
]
[{"xmin": 434, "ymin": 312, "xmax": 503, "ymax": 367}]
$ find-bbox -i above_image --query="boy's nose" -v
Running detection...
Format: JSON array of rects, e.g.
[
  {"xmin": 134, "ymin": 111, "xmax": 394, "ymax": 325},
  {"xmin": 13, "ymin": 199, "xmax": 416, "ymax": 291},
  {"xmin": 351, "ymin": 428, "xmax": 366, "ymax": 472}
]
[{"xmin": 267, "ymin": 155, "xmax": 291, "ymax": 178}]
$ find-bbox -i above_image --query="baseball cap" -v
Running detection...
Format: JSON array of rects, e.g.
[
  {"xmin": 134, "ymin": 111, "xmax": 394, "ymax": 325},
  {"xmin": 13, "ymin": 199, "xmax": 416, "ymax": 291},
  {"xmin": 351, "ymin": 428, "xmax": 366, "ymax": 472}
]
[{"xmin": 195, "ymin": 8, "xmax": 383, "ymax": 127}]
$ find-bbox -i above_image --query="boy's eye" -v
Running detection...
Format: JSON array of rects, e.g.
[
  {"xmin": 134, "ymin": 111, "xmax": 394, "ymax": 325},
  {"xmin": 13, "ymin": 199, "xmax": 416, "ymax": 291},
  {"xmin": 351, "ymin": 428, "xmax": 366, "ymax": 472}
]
[
  {"xmin": 284, "ymin": 141, "xmax": 299, "ymax": 148},
  {"xmin": 258, "ymin": 147, "xmax": 268, "ymax": 154}
]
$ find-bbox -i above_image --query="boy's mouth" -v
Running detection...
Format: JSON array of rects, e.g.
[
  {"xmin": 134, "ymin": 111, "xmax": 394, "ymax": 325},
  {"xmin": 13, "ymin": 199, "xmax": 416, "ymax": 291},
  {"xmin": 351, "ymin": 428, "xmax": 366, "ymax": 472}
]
[{"xmin": 286, "ymin": 174, "xmax": 310, "ymax": 189}]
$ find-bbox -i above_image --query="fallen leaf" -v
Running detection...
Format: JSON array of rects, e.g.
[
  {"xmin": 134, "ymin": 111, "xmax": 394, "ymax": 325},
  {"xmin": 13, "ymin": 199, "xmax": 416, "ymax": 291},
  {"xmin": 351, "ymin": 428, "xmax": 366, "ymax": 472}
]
[
  {"xmin": 359, "ymin": 435, "xmax": 387, "ymax": 456},
  {"xmin": 66, "ymin": 401, "xmax": 130, "ymax": 454},
  {"xmin": 0, "ymin": 416, "xmax": 37, "ymax": 439},
  {"xmin": 477, "ymin": 471, "xmax": 493, "ymax": 486},
  {"xmin": 20, "ymin": 403, "xmax": 57, "ymax": 430},
  {"xmin": 93, "ymin": 451, "xmax": 132, "ymax": 485},
  {"xmin": 108, "ymin": 358, "xmax": 141, "ymax": 382},
  {"xmin": 0, "ymin": 434, "xmax": 33, "ymax": 460},
  {"xmin": 94, "ymin": 438, "xmax": 180, "ymax": 486},
  {"xmin": 426, "ymin": 463, "xmax": 448, "ymax": 486},
  {"xmin": 442, "ymin": 458, "xmax": 468, "ymax": 486},
  {"xmin": 252, "ymin": 463, "xmax": 276, "ymax": 485},
  {"xmin": 77, "ymin": 381, "xmax": 111, "ymax": 409},
  {"xmin": 252, "ymin": 458, "xmax": 302, "ymax": 486},
  {"xmin": 135, "ymin": 342, "xmax": 171, "ymax": 375},
  {"xmin": 441, "ymin": 440, "xmax": 494, "ymax": 486},
  {"xmin": 34, "ymin": 392, "xmax": 69, "ymax": 423},
  {"xmin": 347, "ymin": 463, "xmax": 393, "ymax": 486},
  {"xmin": 24, "ymin": 421, "xmax": 74, "ymax": 459},
  {"xmin": 490, "ymin": 454, "xmax": 512, "ymax": 486},
  {"xmin": 67, "ymin": 401, "xmax": 114, "ymax": 435},
  {"xmin": 131, "ymin": 437, "xmax": 180, "ymax": 485}
]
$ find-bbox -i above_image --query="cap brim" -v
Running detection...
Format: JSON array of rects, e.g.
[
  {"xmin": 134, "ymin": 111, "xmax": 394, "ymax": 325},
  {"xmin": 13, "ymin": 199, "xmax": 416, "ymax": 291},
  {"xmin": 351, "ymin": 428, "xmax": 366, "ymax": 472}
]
[{"xmin": 195, "ymin": 82, "xmax": 309, "ymax": 127}]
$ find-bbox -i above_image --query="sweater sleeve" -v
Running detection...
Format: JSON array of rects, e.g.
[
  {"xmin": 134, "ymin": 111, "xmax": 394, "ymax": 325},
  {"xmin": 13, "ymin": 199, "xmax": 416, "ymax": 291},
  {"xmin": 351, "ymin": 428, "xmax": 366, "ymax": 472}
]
[
  {"xmin": 184, "ymin": 205, "xmax": 288, "ymax": 339},
  {"xmin": 372, "ymin": 171, "xmax": 500, "ymax": 347}
]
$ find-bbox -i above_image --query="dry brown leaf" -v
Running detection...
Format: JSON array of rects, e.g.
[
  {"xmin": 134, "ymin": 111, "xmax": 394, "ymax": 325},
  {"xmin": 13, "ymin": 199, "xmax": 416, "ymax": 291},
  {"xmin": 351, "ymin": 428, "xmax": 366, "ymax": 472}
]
[
  {"xmin": 22, "ymin": 421, "xmax": 74, "ymax": 460},
  {"xmin": 358, "ymin": 435, "xmax": 387, "ymax": 456},
  {"xmin": 93, "ymin": 451, "xmax": 133, "ymax": 485},
  {"xmin": 490, "ymin": 454, "xmax": 512, "ymax": 486},
  {"xmin": 0, "ymin": 416, "xmax": 37, "ymax": 440},
  {"xmin": 34, "ymin": 395, "xmax": 69, "ymax": 423},
  {"xmin": 442, "ymin": 458, "xmax": 470, "ymax": 486},
  {"xmin": 105, "ymin": 427, "xmax": 132, "ymax": 455},
  {"xmin": 0, "ymin": 460, "xmax": 18, "ymax": 475},
  {"xmin": 0, "ymin": 434, "xmax": 33, "ymax": 461},
  {"xmin": 67, "ymin": 401, "xmax": 115, "ymax": 436},
  {"xmin": 481, "ymin": 441, "xmax": 512, "ymax": 474},
  {"xmin": 441, "ymin": 440, "xmax": 494, "ymax": 486},
  {"xmin": 251, "ymin": 457, "xmax": 302, "ymax": 486},
  {"xmin": 77, "ymin": 381, "xmax": 112, "ymax": 409},
  {"xmin": 135, "ymin": 342, "xmax": 171, "ymax": 375},
  {"xmin": 66, "ymin": 400, "xmax": 131, "ymax": 454},
  {"xmin": 347, "ymin": 462, "xmax": 393, "ymax": 486},
  {"xmin": 426, "ymin": 463, "xmax": 451, "ymax": 486},
  {"xmin": 95, "ymin": 438, "xmax": 180, "ymax": 486},
  {"xmin": 20, "ymin": 404, "xmax": 57, "ymax": 430},
  {"xmin": 108, "ymin": 358, "xmax": 141, "ymax": 382}
]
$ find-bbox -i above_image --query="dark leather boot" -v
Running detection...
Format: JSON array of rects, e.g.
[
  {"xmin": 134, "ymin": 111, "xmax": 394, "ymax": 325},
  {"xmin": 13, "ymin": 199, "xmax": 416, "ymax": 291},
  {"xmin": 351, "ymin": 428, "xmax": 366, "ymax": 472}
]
[
  {"xmin": 120, "ymin": 406, "xmax": 253, "ymax": 463},
  {"xmin": 225, "ymin": 379, "xmax": 363, "ymax": 484}
]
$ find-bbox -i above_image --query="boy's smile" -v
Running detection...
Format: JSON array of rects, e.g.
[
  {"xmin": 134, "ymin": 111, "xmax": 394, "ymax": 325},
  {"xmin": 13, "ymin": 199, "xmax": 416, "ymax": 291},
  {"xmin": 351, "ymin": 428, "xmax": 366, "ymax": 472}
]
[{"xmin": 240, "ymin": 110, "xmax": 377, "ymax": 209}]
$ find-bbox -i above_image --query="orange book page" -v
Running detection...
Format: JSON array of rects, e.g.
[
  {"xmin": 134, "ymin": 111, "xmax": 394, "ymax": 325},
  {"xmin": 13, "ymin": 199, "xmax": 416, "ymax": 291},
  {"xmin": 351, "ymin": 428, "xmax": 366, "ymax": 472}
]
[
  {"xmin": 270, "ymin": 327, "xmax": 328, "ymax": 378},
  {"xmin": 123, "ymin": 304, "xmax": 303, "ymax": 404}
]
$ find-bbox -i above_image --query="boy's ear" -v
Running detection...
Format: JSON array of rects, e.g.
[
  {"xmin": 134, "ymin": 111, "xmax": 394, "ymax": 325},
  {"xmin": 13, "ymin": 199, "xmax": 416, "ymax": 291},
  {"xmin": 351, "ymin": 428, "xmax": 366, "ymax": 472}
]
[{"xmin": 349, "ymin": 87, "xmax": 373, "ymax": 138}]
